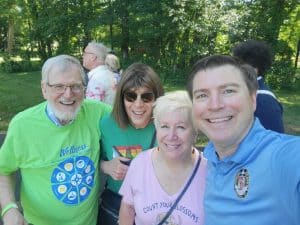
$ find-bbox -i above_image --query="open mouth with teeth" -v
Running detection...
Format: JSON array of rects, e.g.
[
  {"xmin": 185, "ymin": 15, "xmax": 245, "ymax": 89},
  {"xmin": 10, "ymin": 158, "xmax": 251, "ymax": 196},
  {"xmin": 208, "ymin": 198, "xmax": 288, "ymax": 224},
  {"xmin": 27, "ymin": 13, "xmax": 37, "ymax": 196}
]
[
  {"xmin": 207, "ymin": 116, "xmax": 233, "ymax": 123},
  {"xmin": 132, "ymin": 110, "xmax": 145, "ymax": 116},
  {"xmin": 164, "ymin": 143, "xmax": 180, "ymax": 150},
  {"xmin": 60, "ymin": 100, "xmax": 76, "ymax": 105}
]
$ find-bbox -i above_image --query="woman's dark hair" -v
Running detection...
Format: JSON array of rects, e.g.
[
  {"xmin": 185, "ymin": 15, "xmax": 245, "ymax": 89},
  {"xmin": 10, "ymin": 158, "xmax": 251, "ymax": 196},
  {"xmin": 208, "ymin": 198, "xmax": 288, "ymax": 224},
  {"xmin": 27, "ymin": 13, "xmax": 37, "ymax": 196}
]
[{"xmin": 112, "ymin": 62, "xmax": 164, "ymax": 128}]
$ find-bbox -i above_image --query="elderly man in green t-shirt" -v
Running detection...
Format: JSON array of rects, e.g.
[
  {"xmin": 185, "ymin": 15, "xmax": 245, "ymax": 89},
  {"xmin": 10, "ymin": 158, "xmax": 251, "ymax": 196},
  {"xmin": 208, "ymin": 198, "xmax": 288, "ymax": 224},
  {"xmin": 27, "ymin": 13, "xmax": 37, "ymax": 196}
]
[{"xmin": 0, "ymin": 55, "xmax": 111, "ymax": 225}]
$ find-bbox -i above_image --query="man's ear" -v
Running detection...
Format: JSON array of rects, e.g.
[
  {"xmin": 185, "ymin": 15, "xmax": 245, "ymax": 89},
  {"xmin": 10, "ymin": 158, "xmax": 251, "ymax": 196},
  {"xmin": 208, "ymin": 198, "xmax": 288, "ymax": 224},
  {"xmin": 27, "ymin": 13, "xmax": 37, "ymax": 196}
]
[
  {"xmin": 41, "ymin": 81, "xmax": 47, "ymax": 99},
  {"xmin": 251, "ymin": 91, "xmax": 257, "ymax": 112}
]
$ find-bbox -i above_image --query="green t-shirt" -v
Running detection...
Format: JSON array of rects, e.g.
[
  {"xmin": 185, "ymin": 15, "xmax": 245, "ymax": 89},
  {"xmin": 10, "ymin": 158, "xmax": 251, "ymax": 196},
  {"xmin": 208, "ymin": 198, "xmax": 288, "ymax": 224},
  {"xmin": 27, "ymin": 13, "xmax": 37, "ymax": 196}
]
[
  {"xmin": 100, "ymin": 114, "xmax": 156, "ymax": 193},
  {"xmin": 0, "ymin": 100, "xmax": 111, "ymax": 225}
]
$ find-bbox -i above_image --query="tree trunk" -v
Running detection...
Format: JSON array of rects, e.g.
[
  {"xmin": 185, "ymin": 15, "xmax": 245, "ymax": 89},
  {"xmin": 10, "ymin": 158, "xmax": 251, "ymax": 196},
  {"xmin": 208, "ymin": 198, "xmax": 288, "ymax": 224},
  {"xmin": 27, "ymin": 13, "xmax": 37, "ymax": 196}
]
[
  {"xmin": 7, "ymin": 16, "xmax": 14, "ymax": 55},
  {"xmin": 295, "ymin": 39, "xmax": 299, "ymax": 68},
  {"xmin": 121, "ymin": 0, "xmax": 129, "ymax": 59}
]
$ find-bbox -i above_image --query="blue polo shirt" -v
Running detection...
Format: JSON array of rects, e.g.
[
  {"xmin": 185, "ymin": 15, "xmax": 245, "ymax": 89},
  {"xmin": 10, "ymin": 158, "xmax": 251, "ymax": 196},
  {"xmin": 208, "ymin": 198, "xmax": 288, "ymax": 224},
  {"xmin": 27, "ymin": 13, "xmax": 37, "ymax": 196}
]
[{"xmin": 203, "ymin": 118, "xmax": 300, "ymax": 225}]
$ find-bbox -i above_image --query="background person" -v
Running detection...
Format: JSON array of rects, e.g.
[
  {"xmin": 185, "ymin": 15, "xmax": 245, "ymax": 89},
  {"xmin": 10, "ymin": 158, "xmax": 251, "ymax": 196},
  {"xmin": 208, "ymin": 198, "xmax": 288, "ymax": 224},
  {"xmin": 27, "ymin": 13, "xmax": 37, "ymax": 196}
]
[
  {"xmin": 83, "ymin": 41, "xmax": 116, "ymax": 105},
  {"xmin": 105, "ymin": 53, "xmax": 122, "ymax": 84},
  {"xmin": 187, "ymin": 55, "xmax": 300, "ymax": 225},
  {"xmin": 98, "ymin": 62, "xmax": 164, "ymax": 225},
  {"xmin": 118, "ymin": 90, "xmax": 207, "ymax": 225},
  {"xmin": 0, "ymin": 55, "xmax": 111, "ymax": 225},
  {"xmin": 232, "ymin": 40, "xmax": 284, "ymax": 133}
]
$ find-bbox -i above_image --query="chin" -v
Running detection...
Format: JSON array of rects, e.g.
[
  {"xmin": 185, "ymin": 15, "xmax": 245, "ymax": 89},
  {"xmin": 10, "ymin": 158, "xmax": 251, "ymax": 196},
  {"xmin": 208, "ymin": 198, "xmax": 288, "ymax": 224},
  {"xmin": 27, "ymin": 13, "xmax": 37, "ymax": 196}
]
[
  {"xmin": 132, "ymin": 121, "xmax": 148, "ymax": 129},
  {"xmin": 51, "ymin": 104, "xmax": 81, "ymax": 123},
  {"xmin": 56, "ymin": 111, "xmax": 78, "ymax": 122}
]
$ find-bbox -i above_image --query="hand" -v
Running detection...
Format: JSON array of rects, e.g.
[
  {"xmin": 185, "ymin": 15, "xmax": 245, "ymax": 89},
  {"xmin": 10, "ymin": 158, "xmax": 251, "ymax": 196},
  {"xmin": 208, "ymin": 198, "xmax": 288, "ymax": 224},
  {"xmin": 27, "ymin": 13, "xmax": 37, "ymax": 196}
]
[
  {"xmin": 101, "ymin": 157, "xmax": 130, "ymax": 180},
  {"xmin": 2, "ymin": 208, "xmax": 29, "ymax": 225}
]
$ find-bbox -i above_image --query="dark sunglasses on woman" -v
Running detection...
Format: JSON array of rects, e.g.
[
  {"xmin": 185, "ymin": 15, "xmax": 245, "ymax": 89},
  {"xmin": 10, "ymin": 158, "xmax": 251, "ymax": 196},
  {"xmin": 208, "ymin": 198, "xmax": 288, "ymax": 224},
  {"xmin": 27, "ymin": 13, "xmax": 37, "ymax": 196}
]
[{"xmin": 124, "ymin": 92, "xmax": 154, "ymax": 103}]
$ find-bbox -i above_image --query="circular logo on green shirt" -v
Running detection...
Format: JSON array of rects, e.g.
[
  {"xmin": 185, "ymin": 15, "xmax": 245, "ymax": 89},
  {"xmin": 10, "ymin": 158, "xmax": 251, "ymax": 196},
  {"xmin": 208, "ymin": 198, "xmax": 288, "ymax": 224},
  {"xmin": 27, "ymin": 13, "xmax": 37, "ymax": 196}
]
[{"xmin": 51, "ymin": 156, "xmax": 95, "ymax": 205}]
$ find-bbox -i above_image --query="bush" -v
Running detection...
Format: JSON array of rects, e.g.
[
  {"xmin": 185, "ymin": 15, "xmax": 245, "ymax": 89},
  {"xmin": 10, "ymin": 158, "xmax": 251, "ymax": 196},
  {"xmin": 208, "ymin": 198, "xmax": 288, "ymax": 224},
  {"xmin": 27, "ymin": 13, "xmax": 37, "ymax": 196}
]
[
  {"xmin": 266, "ymin": 60, "xmax": 297, "ymax": 91},
  {"xmin": 0, "ymin": 58, "xmax": 42, "ymax": 73}
]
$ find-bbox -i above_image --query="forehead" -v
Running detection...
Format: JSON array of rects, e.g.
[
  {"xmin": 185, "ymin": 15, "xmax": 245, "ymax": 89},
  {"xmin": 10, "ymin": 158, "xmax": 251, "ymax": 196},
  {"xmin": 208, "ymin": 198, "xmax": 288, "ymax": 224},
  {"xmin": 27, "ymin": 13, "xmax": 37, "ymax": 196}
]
[
  {"xmin": 48, "ymin": 65, "xmax": 82, "ymax": 83},
  {"xmin": 193, "ymin": 65, "xmax": 246, "ymax": 90},
  {"xmin": 159, "ymin": 108, "xmax": 189, "ymax": 122},
  {"xmin": 127, "ymin": 86, "xmax": 152, "ymax": 93}
]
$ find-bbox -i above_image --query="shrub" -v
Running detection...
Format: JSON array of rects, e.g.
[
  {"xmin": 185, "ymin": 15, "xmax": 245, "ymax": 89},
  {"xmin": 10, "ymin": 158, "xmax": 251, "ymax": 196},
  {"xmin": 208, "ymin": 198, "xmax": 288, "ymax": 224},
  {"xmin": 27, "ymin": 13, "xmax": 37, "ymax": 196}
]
[
  {"xmin": 0, "ymin": 58, "xmax": 42, "ymax": 73},
  {"xmin": 266, "ymin": 60, "xmax": 297, "ymax": 91}
]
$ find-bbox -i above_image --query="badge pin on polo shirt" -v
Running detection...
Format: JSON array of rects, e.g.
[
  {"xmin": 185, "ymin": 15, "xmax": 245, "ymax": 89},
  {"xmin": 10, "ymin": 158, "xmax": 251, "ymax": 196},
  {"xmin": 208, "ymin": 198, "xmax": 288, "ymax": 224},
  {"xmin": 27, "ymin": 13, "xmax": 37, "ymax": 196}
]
[{"xmin": 234, "ymin": 168, "xmax": 249, "ymax": 198}]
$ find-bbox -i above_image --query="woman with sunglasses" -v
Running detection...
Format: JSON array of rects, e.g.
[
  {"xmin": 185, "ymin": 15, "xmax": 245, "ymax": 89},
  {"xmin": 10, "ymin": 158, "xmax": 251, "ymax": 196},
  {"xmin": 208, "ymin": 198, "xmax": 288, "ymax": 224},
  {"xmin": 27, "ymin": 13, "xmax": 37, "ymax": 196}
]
[{"xmin": 97, "ymin": 63, "xmax": 164, "ymax": 225}]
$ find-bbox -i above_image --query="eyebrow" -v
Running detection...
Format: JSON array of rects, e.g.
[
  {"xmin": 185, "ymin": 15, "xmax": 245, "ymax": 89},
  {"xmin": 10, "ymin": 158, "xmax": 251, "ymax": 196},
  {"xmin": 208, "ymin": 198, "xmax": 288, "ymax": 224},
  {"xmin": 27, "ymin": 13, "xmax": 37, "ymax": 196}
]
[{"xmin": 193, "ymin": 83, "xmax": 240, "ymax": 94}]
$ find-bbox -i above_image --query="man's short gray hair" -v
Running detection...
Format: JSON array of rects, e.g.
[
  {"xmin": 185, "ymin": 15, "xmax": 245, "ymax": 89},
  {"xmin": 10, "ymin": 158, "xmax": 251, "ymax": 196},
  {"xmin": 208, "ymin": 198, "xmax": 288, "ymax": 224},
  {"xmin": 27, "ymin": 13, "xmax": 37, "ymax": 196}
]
[
  {"xmin": 41, "ymin": 55, "xmax": 86, "ymax": 85},
  {"xmin": 87, "ymin": 41, "xmax": 109, "ymax": 62}
]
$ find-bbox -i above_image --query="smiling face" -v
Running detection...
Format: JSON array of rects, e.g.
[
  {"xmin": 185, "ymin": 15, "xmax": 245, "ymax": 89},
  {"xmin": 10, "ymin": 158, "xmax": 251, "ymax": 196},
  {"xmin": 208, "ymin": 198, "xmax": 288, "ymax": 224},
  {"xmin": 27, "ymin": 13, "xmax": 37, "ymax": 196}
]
[
  {"xmin": 156, "ymin": 109, "xmax": 194, "ymax": 159},
  {"xmin": 41, "ymin": 65, "xmax": 85, "ymax": 124},
  {"xmin": 123, "ymin": 87, "xmax": 155, "ymax": 129},
  {"xmin": 192, "ymin": 65, "xmax": 256, "ymax": 158}
]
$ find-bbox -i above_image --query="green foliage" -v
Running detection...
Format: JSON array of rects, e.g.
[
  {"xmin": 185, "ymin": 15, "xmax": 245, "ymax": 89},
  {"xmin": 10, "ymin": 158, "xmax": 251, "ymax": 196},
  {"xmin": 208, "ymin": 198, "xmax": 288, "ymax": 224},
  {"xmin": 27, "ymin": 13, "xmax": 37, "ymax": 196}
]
[
  {"xmin": 0, "ymin": 59, "xmax": 22, "ymax": 73},
  {"xmin": 0, "ymin": 0, "xmax": 299, "ymax": 90},
  {"xmin": 0, "ymin": 55, "xmax": 41, "ymax": 73},
  {"xmin": 267, "ymin": 61, "xmax": 298, "ymax": 90}
]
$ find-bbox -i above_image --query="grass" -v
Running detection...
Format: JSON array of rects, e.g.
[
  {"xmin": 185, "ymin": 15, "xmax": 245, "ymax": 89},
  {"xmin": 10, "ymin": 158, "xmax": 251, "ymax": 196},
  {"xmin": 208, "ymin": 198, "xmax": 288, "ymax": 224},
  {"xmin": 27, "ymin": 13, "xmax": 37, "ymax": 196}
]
[
  {"xmin": 0, "ymin": 71, "xmax": 299, "ymax": 136},
  {"xmin": 278, "ymin": 91, "xmax": 300, "ymax": 135},
  {"xmin": 0, "ymin": 71, "xmax": 44, "ymax": 131}
]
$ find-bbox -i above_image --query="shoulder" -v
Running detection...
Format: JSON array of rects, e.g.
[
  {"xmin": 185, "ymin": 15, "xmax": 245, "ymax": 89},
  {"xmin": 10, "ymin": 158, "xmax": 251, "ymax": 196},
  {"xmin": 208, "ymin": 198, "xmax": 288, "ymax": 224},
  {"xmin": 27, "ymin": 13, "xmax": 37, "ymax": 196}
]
[
  {"xmin": 82, "ymin": 99, "xmax": 112, "ymax": 113},
  {"xmin": 268, "ymin": 134, "xmax": 300, "ymax": 185},
  {"xmin": 130, "ymin": 149, "xmax": 152, "ymax": 167},
  {"xmin": 100, "ymin": 113, "xmax": 116, "ymax": 127},
  {"xmin": 273, "ymin": 134, "xmax": 300, "ymax": 152},
  {"xmin": 10, "ymin": 102, "xmax": 46, "ymax": 124}
]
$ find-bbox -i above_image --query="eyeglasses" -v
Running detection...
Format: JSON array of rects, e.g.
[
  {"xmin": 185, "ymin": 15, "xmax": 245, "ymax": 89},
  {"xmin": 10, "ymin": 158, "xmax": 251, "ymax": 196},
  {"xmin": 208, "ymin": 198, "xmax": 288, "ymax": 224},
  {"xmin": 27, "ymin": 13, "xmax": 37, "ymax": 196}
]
[
  {"xmin": 124, "ymin": 92, "xmax": 155, "ymax": 103},
  {"xmin": 47, "ymin": 83, "xmax": 85, "ymax": 94}
]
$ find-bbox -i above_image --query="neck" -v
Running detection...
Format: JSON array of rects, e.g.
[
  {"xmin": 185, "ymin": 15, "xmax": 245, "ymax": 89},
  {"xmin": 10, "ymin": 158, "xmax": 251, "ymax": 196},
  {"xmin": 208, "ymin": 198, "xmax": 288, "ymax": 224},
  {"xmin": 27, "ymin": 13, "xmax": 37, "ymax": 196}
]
[
  {"xmin": 59, "ymin": 119, "xmax": 72, "ymax": 126},
  {"xmin": 155, "ymin": 147, "xmax": 196, "ymax": 170},
  {"xmin": 215, "ymin": 145, "xmax": 238, "ymax": 160}
]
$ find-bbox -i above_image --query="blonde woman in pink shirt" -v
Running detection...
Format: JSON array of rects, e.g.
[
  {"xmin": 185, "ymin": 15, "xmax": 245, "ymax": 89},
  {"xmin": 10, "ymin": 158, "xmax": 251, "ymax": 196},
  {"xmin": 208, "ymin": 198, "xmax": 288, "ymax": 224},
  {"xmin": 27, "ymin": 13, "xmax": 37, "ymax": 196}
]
[{"xmin": 119, "ymin": 90, "xmax": 207, "ymax": 225}]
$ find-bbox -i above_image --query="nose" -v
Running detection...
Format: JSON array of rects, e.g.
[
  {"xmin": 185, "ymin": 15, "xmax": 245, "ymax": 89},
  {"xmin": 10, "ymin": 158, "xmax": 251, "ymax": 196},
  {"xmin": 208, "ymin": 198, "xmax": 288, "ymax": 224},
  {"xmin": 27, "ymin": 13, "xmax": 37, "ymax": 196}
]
[
  {"xmin": 133, "ymin": 97, "xmax": 144, "ymax": 107},
  {"xmin": 63, "ymin": 86, "xmax": 74, "ymax": 97},
  {"xmin": 208, "ymin": 94, "xmax": 224, "ymax": 110},
  {"xmin": 167, "ymin": 127, "xmax": 178, "ymax": 140}
]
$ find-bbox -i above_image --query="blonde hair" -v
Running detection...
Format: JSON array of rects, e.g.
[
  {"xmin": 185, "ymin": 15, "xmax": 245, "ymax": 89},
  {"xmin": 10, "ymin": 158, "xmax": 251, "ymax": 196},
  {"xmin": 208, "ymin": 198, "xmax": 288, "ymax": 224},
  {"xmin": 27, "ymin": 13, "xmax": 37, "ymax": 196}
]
[
  {"xmin": 153, "ymin": 90, "xmax": 196, "ymax": 132},
  {"xmin": 105, "ymin": 54, "xmax": 120, "ymax": 73}
]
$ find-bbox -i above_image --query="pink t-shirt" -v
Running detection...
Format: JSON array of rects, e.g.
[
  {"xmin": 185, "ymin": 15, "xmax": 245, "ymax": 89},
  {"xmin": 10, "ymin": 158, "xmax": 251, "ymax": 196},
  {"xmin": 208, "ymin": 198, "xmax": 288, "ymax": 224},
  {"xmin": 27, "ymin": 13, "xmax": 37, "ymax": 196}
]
[{"xmin": 119, "ymin": 148, "xmax": 207, "ymax": 225}]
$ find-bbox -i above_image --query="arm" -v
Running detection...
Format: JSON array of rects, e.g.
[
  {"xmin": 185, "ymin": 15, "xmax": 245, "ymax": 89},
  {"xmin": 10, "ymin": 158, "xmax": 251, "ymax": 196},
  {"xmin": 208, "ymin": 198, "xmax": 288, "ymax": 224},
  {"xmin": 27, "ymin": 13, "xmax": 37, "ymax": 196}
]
[
  {"xmin": 118, "ymin": 200, "xmax": 135, "ymax": 225},
  {"xmin": 100, "ymin": 157, "xmax": 131, "ymax": 180},
  {"xmin": 0, "ymin": 174, "xmax": 27, "ymax": 225}
]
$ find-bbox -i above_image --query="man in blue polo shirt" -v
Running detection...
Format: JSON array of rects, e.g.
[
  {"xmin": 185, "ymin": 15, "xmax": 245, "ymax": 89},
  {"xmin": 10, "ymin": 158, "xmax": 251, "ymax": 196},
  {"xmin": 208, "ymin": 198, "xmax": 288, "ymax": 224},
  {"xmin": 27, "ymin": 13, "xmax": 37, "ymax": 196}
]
[{"xmin": 187, "ymin": 55, "xmax": 300, "ymax": 225}]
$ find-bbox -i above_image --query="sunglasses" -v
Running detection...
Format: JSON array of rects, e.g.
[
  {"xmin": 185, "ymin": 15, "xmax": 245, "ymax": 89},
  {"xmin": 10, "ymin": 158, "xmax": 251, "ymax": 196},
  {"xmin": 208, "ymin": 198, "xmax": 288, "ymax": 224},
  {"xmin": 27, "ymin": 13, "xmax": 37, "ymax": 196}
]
[{"xmin": 124, "ymin": 92, "xmax": 155, "ymax": 103}]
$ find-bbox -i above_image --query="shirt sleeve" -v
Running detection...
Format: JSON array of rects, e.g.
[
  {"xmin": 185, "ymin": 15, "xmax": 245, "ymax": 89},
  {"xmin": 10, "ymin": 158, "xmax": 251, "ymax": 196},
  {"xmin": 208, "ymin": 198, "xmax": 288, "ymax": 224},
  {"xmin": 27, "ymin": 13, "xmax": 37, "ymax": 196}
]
[{"xmin": 0, "ymin": 119, "xmax": 20, "ymax": 175}]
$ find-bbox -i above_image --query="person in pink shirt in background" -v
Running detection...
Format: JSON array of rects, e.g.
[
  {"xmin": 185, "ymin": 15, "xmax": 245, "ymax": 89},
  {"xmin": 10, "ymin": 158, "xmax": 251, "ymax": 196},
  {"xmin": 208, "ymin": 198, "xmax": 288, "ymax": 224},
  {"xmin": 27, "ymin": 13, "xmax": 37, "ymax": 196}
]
[
  {"xmin": 118, "ymin": 90, "xmax": 207, "ymax": 225},
  {"xmin": 83, "ymin": 41, "xmax": 116, "ymax": 105}
]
